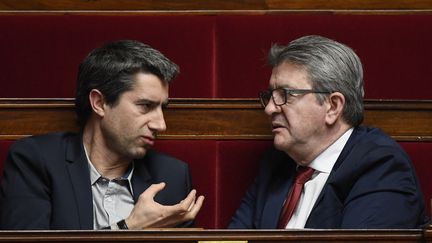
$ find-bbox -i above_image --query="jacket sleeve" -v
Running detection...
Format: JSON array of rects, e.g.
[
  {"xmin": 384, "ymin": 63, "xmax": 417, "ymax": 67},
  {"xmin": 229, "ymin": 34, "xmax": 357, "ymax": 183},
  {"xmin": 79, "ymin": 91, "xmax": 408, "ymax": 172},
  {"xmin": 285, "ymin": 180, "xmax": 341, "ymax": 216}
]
[
  {"xmin": 228, "ymin": 147, "xmax": 292, "ymax": 229},
  {"xmin": 228, "ymin": 176, "xmax": 259, "ymax": 229},
  {"xmin": 340, "ymin": 145, "xmax": 427, "ymax": 228},
  {"xmin": 0, "ymin": 138, "xmax": 52, "ymax": 229}
]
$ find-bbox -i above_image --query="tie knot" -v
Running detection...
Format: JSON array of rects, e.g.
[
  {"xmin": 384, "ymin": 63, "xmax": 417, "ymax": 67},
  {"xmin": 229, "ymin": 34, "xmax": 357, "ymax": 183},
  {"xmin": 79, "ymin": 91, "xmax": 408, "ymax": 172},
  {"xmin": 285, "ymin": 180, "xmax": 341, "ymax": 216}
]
[{"xmin": 295, "ymin": 166, "xmax": 315, "ymax": 184}]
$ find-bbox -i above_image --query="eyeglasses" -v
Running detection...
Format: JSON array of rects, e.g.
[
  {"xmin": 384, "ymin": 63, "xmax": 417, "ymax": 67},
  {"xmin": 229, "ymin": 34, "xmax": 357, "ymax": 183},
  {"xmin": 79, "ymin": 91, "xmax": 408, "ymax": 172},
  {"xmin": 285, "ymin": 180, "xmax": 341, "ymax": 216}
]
[{"xmin": 259, "ymin": 88, "xmax": 332, "ymax": 107}]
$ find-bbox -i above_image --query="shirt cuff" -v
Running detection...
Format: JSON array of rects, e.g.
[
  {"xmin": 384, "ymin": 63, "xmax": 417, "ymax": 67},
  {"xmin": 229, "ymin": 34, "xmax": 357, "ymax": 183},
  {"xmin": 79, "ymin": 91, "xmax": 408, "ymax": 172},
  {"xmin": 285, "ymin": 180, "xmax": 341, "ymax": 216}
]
[{"xmin": 110, "ymin": 223, "xmax": 119, "ymax": 230}]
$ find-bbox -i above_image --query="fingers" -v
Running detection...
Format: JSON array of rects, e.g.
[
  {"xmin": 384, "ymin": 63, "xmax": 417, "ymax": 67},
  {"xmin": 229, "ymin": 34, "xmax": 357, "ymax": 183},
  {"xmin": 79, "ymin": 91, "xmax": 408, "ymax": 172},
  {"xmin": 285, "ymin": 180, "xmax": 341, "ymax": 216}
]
[
  {"xmin": 186, "ymin": 195, "xmax": 204, "ymax": 218},
  {"xmin": 176, "ymin": 192, "xmax": 205, "ymax": 220},
  {"xmin": 158, "ymin": 193, "xmax": 204, "ymax": 227},
  {"xmin": 179, "ymin": 189, "xmax": 197, "ymax": 211},
  {"xmin": 128, "ymin": 184, "xmax": 204, "ymax": 229},
  {"xmin": 187, "ymin": 198, "xmax": 195, "ymax": 211},
  {"xmin": 161, "ymin": 189, "xmax": 203, "ymax": 216}
]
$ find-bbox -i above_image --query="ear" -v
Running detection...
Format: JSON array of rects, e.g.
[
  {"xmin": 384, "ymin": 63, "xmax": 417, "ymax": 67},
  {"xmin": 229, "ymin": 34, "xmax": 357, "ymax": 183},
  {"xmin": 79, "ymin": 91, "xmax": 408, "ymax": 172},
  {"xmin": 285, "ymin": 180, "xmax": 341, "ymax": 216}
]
[
  {"xmin": 325, "ymin": 92, "xmax": 345, "ymax": 126},
  {"xmin": 88, "ymin": 89, "xmax": 106, "ymax": 118}
]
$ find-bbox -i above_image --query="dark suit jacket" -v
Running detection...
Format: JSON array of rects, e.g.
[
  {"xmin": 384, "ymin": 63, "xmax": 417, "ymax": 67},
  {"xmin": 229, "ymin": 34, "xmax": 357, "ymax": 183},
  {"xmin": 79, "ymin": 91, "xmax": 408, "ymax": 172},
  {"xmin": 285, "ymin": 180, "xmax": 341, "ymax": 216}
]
[
  {"xmin": 0, "ymin": 132, "xmax": 193, "ymax": 230},
  {"xmin": 229, "ymin": 126, "xmax": 428, "ymax": 229}
]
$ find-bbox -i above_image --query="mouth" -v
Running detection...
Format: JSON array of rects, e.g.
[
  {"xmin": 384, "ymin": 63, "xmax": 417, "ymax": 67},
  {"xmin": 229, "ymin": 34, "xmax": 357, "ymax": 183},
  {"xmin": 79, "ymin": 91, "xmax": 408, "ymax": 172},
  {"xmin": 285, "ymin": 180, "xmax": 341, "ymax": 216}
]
[
  {"xmin": 140, "ymin": 136, "xmax": 155, "ymax": 146},
  {"xmin": 271, "ymin": 122, "xmax": 285, "ymax": 133}
]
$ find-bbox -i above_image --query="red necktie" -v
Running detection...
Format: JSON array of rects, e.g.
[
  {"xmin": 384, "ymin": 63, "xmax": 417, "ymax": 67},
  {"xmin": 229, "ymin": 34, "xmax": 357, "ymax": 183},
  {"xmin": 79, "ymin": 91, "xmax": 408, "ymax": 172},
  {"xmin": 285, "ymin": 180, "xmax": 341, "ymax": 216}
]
[{"xmin": 277, "ymin": 166, "xmax": 315, "ymax": 229}]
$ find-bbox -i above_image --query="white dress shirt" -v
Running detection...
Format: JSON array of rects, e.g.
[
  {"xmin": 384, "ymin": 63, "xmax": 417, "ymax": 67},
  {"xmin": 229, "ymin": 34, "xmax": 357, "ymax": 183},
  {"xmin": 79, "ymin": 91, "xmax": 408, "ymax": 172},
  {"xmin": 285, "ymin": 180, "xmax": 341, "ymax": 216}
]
[
  {"xmin": 84, "ymin": 146, "xmax": 135, "ymax": 230},
  {"xmin": 284, "ymin": 128, "xmax": 353, "ymax": 229}
]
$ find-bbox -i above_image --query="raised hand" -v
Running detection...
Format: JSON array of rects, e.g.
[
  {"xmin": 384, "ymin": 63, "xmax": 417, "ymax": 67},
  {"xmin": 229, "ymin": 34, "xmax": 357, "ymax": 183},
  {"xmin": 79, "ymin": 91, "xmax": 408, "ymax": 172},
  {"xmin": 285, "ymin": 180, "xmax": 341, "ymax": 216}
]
[{"xmin": 125, "ymin": 182, "xmax": 205, "ymax": 229}]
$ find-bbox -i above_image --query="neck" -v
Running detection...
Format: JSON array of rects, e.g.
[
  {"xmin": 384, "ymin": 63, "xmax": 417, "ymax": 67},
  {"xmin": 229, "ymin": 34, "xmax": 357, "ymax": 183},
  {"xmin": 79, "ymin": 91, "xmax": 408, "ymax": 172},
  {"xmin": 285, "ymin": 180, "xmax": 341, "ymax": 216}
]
[{"xmin": 82, "ymin": 121, "xmax": 130, "ymax": 179}]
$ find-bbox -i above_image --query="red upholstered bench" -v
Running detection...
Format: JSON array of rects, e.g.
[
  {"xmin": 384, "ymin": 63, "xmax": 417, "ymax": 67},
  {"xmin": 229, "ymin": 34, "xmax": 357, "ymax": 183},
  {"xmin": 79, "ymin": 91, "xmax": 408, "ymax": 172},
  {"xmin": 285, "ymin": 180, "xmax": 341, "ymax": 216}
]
[
  {"xmin": 154, "ymin": 140, "xmax": 272, "ymax": 228},
  {"xmin": 401, "ymin": 142, "xmax": 432, "ymax": 218},
  {"xmin": 1, "ymin": 12, "xmax": 431, "ymax": 229},
  {"xmin": 1, "ymin": 14, "xmax": 432, "ymax": 100},
  {"xmin": 0, "ymin": 140, "xmax": 12, "ymax": 177}
]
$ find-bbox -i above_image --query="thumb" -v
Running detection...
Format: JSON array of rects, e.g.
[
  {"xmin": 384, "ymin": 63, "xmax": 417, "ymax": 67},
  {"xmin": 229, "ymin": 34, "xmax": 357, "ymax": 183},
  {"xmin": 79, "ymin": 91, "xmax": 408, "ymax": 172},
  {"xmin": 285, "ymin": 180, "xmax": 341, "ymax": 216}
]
[{"xmin": 142, "ymin": 182, "xmax": 166, "ymax": 198}]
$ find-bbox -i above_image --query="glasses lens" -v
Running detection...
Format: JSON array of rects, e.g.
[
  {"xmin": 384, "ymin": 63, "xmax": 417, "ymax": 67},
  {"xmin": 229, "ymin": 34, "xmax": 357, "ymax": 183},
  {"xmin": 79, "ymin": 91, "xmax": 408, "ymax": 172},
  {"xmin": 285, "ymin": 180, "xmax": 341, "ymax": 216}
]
[
  {"xmin": 259, "ymin": 90, "xmax": 271, "ymax": 107},
  {"xmin": 272, "ymin": 88, "xmax": 286, "ymax": 105}
]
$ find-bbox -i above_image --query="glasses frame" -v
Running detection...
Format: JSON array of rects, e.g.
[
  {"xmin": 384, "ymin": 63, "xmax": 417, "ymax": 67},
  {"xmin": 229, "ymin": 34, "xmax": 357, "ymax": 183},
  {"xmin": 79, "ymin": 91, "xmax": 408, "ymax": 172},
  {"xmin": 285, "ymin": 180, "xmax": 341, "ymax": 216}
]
[{"xmin": 259, "ymin": 88, "xmax": 333, "ymax": 107}]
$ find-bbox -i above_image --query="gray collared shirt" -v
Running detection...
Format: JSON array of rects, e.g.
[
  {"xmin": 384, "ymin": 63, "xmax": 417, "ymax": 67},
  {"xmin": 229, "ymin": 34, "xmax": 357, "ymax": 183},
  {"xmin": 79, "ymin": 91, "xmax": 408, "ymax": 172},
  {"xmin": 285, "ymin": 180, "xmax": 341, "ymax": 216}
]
[{"xmin": 85, "ymin": 147, "xmax": 135, "ymax": 230}]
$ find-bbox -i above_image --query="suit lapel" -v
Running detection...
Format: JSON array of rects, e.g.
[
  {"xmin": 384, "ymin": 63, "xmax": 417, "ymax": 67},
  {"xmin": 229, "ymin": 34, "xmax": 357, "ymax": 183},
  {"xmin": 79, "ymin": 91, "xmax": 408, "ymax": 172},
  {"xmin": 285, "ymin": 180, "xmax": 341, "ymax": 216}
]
[
  {"xmin": 131, "ymin": 157, "xmax": 152, "ymax": 202},
  {"xmin": 65, "ymin": 134, "xmax": 93, "ymax": 229},
  {"xmin": 261, "ymin": 176, "xmax": 294, "ymax": 228},
  {"xmin": 306, "ymin": 127, "xmax": 366, "ymax": 226}
]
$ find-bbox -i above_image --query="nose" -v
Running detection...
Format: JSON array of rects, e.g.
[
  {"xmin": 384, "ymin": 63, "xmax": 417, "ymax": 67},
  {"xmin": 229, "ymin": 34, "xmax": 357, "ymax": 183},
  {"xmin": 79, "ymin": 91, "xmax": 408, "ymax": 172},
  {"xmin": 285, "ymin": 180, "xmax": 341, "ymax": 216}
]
[
  {"xmin": 264, "ymin": 98, "xmax": 281, "ymax": 116},
  {"xmin": 148, "ymin": 107, "xmax": 167, "ymax": 133}
]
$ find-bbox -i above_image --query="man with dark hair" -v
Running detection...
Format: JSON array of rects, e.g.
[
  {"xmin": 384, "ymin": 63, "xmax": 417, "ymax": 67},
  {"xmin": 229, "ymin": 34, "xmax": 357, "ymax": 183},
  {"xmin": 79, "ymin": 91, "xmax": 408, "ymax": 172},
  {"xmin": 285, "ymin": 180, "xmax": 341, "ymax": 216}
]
[
  {"xmin": 229, "ymin": 35, "xmax": 428, "ymax": 229},
  {"xmin": 0, "ymin": 40, "xmax": 204, "ymax": 230}
]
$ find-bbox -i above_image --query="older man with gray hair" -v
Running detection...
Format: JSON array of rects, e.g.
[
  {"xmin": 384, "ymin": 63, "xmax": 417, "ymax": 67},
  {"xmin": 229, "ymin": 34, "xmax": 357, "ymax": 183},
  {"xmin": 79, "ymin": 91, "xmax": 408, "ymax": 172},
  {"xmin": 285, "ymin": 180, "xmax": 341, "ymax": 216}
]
[{"xmin": 229, "ymin": 35, "xmax": 427, "ymax": 229}]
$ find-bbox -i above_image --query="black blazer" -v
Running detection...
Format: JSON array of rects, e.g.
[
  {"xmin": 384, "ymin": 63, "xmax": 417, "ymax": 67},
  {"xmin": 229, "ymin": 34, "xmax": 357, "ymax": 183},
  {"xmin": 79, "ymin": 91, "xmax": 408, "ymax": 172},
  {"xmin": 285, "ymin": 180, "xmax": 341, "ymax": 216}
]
[
  {"xmin": 229, "ymin": 126, "xmax": 428, "ymax": 229},
  {"xmin": 0, "ymin": 132, "xmax": 193, "ymax": 229}
]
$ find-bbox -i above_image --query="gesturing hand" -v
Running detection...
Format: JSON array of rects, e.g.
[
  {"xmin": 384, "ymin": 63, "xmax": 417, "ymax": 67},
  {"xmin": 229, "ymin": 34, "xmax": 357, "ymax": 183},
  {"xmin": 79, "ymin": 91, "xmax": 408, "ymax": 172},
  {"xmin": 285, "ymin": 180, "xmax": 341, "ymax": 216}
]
[{"xmin": 125, "ymin": 182, "xmax": 205, "ymax": 229}]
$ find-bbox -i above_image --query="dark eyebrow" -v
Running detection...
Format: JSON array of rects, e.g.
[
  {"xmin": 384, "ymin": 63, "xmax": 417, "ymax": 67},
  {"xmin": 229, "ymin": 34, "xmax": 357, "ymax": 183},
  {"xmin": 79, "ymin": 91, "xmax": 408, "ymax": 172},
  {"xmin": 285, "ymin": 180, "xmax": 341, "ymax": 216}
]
[
  {"xmin": 135, "ymin": 98, "xmax": 169, "ymax": 108},
  {"xmin": 134, "ymin": 98, "xmax": 157, "ymax": 105}
]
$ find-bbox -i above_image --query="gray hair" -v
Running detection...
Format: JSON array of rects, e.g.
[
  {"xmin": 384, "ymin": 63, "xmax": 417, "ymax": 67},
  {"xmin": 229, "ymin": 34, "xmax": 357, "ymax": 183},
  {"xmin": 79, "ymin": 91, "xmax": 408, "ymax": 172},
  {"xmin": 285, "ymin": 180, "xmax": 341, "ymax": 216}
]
[{"xmin": 268, "ymin": 35, "xmax": 364, "ymax": 126}]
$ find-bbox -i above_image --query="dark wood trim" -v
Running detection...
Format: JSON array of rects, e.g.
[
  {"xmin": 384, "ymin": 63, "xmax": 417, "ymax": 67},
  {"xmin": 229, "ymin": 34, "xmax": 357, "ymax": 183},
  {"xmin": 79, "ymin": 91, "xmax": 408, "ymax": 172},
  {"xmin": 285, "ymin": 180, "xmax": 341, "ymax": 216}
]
[
  {"xmin": 1, "ymin": 0, "xmax": 432, "ymax": 11},
  {"xmin": 1, "ymin": 98, "xmax": 431, "ymax": 141},
  {"xmin": 425, "ymin": 226, "xmax": 432, "ymax": 243},
  {"xmin": 0, "ymin": 229, "xmax": 428, "ymax": 242},
  {"xmin": 3, "ymin": 98, "xmax": 432, "ymax": 110},
  {"xmin": 1, "ymin": 10, "xmax": 432, "ymax": 15}
]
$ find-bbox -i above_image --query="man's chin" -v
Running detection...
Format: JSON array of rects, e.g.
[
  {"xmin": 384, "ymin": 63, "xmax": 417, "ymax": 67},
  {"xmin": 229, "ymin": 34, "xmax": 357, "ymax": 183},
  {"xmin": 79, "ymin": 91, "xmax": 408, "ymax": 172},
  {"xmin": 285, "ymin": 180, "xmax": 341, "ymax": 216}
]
[
  {"xmin": 273, "ymin": 139, "xmax": 284, "ymax": 151},
  {"xmin": 273, "ymin": 135, "xmax": 290, "ymax": 152},
  {"xmin": 130, "ymin": 147, "xmax": 149, "ymax": 159},
  {"xmin": 273, "ymin": 142, "xmax": 285, "ymax": 151}
]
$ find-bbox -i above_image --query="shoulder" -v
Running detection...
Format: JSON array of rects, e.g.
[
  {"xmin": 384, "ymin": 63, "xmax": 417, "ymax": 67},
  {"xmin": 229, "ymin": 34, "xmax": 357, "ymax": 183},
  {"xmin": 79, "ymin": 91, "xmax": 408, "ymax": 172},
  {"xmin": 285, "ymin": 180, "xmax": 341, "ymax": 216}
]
[
  {"xmin": 355, "ymin": 126, "xmax": 397, "ymax": 143},
  {"xmin": 3, "ymin": 132, "xmax": 80, "ymax": 183},
  {"xmin": 349, "ymin": 126, "xmax": 409, "ymax": 160},
  {"xmin": 6, "ymin": 132, "xmax": 80, "ymax": 170},
  {"xmin": 135, "ymin": 150, "xmax": 192, "ymax": 193},
  {"xmin": 333, "ymin": 126, "xmax": 415, "ymax": 185},
  {"xmin": 10, "ymin": 132, "xmax": 78, "ymax": 154}
]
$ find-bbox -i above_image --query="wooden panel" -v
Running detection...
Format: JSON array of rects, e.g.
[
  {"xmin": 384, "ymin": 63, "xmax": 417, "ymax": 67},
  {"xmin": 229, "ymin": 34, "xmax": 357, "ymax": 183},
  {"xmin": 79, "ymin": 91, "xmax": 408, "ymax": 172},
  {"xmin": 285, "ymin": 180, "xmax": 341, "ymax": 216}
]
[
  {"xmin": 0, "ymin": 0, "xmax": 432, "ymax": 11},
  {"xmin": 425, "ymin": 226, "xmax": 432, "ymax": 243},
  {"xmin": 0, "ymin": 229, "xmax": 426, "ymax": 243},
  {"xmin": 0, "ymin": 99, "xmax": 431, "ymax": 141}
]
